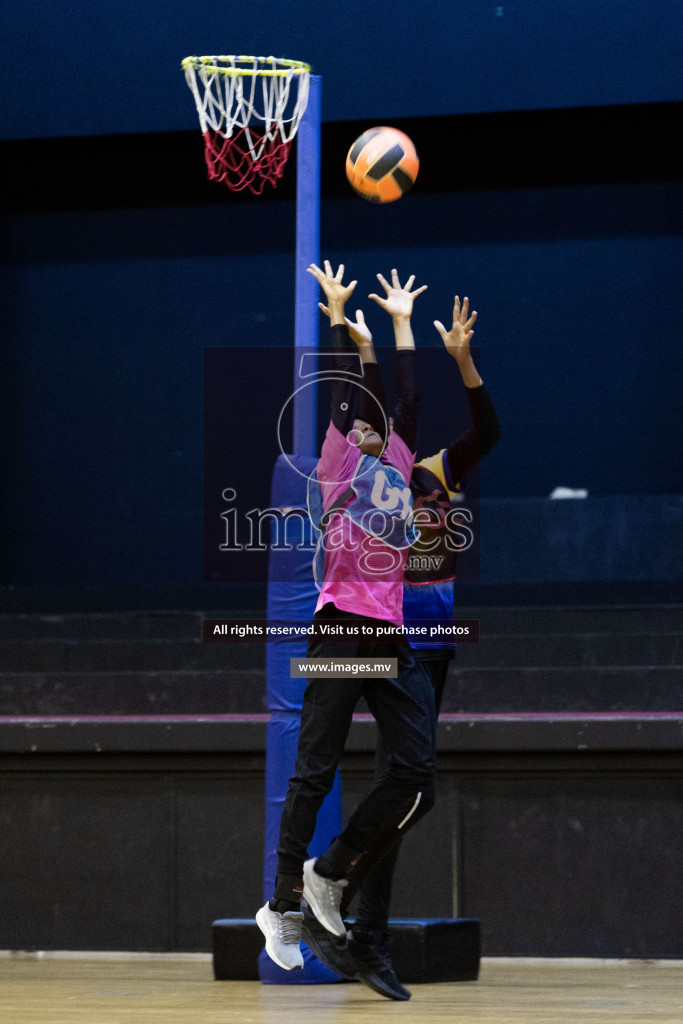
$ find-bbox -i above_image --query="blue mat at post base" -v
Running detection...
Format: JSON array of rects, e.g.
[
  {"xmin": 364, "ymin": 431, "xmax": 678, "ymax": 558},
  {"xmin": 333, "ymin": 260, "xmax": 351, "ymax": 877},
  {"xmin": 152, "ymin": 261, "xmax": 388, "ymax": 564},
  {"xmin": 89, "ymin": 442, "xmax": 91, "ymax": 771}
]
[{"xmin": 259, "ymin": 453, "xmax": 344, "ymax": 984}]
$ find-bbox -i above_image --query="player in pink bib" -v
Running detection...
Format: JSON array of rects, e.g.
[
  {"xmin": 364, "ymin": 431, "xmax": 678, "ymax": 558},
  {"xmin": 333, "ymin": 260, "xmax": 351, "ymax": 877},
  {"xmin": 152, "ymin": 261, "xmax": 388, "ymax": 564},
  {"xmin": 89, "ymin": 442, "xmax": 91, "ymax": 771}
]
[{"xmin": 256, "ymin": 263, "xmax": 437, "ymax": 998}]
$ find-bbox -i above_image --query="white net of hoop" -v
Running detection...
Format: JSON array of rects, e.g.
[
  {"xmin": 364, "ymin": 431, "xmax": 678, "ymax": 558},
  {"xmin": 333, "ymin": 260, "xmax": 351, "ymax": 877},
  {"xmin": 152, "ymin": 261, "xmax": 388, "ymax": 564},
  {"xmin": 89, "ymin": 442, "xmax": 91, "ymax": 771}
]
[{"xmin": 181, "ymin": 55, "xmax": 311, "ymax": 193}]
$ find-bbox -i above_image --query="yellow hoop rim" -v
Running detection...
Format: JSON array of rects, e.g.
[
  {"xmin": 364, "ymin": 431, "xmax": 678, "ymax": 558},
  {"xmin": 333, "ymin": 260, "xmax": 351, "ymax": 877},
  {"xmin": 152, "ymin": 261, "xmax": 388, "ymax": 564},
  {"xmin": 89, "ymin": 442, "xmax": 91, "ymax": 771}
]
[{"xmin": 181, "ymin": 55, "xmax": 311, "ymax": 77}]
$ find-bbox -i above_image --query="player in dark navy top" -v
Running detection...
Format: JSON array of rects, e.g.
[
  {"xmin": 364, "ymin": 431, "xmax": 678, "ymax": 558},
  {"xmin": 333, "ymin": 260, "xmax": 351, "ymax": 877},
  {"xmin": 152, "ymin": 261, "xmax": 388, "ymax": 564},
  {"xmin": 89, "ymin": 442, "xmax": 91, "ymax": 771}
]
[{"xmin": 303, "ymin": 292, "xmax": 500, "ymax": 997}]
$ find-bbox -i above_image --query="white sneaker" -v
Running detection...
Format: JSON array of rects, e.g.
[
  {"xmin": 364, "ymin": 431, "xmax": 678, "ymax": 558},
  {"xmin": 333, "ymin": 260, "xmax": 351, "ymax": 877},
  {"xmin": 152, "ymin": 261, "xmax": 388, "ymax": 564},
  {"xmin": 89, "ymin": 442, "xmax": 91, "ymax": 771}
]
[
  {"xmin": 302, "ymin": 858, "xmax": 348, "ymax": 937},
  {"xmin": 256, "ymin": 902, "xmax": 304, "ymax": 970}
]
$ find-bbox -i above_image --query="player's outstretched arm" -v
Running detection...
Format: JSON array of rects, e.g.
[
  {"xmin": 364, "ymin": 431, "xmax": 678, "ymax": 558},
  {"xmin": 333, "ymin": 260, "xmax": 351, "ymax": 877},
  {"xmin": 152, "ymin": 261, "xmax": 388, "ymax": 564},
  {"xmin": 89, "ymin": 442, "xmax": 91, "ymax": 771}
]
[
  {"xmin": 369, "ymin": 270, "xmax": 426, "ymax": 451},
  {"xmin": 309, "ymin": 260, "xmax": 370, "ymax": 435},
  {"xmin": 369, "ymin": 269, "xmax": 427, "ymax": 350},
  {"xmin": 433, "ymin": 295, "xmax": 481, "ymax": 387},
  {"xmin": 319, "ymin": 302, "xmax": 386, "ymax": 433},
  {"xmin": 434, "ymin": 297, "xmax": 501, "ymax": 482}
]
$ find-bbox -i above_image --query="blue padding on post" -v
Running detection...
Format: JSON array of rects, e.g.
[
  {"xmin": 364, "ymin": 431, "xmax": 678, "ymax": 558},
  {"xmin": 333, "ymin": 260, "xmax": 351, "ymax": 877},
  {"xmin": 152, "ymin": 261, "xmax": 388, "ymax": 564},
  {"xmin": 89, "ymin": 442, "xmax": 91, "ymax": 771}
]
[
  {"xmin": 266, "ymin": 452, "xmax": 319, "ymax": 712},
  {"xmin": 269, "ymin": 452, "xmax": 316, "ymax": 508},
  {"xmin": 262, "ymin": 452, "xmax": 343, "ymax": 984},
  {"xmin": 267, "ymin": 627, "xmax": 315, "ymax": 712},
  {"xmin": 263, "ymin": 710, "xmax": 342, "ymax": 903}
]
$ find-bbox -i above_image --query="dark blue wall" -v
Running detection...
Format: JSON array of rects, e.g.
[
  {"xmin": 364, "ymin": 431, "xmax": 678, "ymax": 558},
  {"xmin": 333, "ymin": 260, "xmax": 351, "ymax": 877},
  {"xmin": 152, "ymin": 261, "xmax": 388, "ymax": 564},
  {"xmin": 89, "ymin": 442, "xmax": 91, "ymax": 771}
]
[
  {"xmin": 1, "ymin": 2, "xmax": 682, "ymax": 595},
  {"xmin": 2, "ymin": 180, "xmax": 681, "ymax": 589},
  {"xmin": 1, "ymin": 1, "xmax": 681, "ymax": 138}
]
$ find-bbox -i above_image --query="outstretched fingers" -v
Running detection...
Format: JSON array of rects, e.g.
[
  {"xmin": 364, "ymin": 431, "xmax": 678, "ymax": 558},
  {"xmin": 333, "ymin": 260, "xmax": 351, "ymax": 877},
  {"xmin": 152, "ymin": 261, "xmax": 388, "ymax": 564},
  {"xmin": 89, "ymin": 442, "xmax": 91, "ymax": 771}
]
[
  {"xmin": 375, "ymin": 271, "xmax": 392, "ymax": 295},
  {"xmin": 369, "ymin": 270, "xmax": 428, "ymax": 318},
  {"xmin": 433, "ymin": 320, "xmax": 445, "ymax": 338},
  {"xmin": 307, "ymin": 261, "xmax": 351, "ymax": 284},
  {"xmin": 376, "ymin": 269, "xmax": 427, "ymax": 297},
  {"xmin": 308, "ymin": 261, "xmax": 357, "ymax": 303},
  {"xmin": 453, "ymin": 295, "xmax": 477, "ymax": 331},
  {"xmin": 434, "ymin": 293, "xmax": 478, "ymax": 348}
]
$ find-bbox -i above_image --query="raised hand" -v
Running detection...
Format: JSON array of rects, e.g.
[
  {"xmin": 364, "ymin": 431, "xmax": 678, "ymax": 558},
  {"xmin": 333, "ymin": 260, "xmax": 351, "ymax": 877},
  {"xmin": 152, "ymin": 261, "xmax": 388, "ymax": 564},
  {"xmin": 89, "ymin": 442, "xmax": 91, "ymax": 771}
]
[
  {"xmin": 318, "ymin": 303, "xmax": 373, "ymax": 350},
  {"xmin": 368, "ymin": 269, "xmax": 427, "ymax": 321},
  {"xmin": 433, "ymin": 295, "xmax": 477, "ymax": 366},
  {"xmin": 307, "ymin": 261, "xmax": 357, "ymax": 324}
]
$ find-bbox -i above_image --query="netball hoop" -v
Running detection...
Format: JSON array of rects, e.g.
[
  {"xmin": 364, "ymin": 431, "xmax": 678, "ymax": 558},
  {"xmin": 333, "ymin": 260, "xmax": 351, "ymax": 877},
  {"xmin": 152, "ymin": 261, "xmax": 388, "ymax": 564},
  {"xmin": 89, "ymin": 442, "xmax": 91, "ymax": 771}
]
[{"xmin": 181, "ymin": 55, "xmax": 311, "ymax": 193}]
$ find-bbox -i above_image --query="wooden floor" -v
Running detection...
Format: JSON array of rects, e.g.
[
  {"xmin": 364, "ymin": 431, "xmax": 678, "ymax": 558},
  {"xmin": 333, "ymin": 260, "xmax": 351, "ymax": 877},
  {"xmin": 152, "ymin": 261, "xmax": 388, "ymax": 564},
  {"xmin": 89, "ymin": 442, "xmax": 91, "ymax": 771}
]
[{"xmin": 1, "ymin": 954, "xmax": 682, "ymax": 1023}]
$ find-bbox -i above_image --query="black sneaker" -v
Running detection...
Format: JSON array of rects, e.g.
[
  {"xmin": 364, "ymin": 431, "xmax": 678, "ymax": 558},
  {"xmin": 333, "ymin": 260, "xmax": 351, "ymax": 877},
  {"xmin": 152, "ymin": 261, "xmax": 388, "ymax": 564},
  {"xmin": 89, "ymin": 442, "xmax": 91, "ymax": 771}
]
[
  {"xmin": 300, "ymin": 901, "xmax": 358, "ymax": 980},
  {"xmin": 348, "ymin": 930, "xmax": 411, "ymax": 1001}
]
